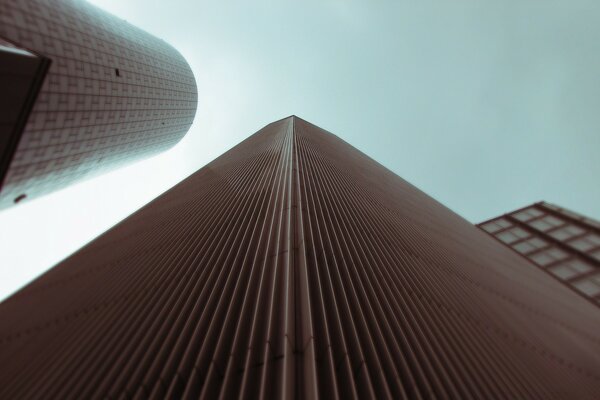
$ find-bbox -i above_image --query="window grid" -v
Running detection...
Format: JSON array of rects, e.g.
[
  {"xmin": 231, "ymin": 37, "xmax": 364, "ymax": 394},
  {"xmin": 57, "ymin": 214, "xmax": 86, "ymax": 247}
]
[{"xmin": 479, "ymin": 202, "xmax": 600, "ymax": 306}]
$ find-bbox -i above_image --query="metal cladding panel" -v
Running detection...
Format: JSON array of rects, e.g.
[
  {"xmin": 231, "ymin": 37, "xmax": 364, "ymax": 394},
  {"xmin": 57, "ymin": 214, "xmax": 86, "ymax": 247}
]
[
  {"xmin": 0, "ymin": 0, "xmax": 198, "ymax": 208},
  {"xmin": 1, "ymin": 117, "xmax": 599, "ymax": 399}
]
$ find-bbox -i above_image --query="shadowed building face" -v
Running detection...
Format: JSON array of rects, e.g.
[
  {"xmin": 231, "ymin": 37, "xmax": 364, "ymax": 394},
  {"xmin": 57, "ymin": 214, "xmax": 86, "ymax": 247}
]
[
  {"xmin": 0, "ymin": 117, "xmax": 599, "ymax": 399},
  {"xmin": 0, "ymin": 0, "xmax": 197, "ymax": 209}
]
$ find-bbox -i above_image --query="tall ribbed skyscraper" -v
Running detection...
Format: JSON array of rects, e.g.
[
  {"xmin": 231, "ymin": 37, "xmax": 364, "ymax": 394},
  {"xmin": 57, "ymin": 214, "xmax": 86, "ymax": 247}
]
[
  {"xmin": 0, "ymin": 0, "xmax": 197, "ymax": 209},
  {"xmin": 0, "ymin": 117, "xmax": 599, "ymax": 399}
]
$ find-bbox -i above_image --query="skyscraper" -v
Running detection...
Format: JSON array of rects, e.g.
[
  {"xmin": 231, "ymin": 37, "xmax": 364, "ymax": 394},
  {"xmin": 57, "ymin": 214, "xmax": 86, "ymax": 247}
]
[
  {"xmin": 479, "ymin": 202, "xmax": 600, "ymax": 306},
  {"xmin": 0, "ymin": 0, "xmax": 197, "ymax": 209},
  {"xmin": 0, "ymin": 117, "xmax": 599, "ymax": 399}
]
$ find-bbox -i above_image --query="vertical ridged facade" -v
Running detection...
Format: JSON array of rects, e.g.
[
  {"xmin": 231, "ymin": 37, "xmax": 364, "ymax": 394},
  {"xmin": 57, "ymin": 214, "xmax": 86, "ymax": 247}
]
[
  {"xmin": 0, "ymin": 117, "xmax": 599, "ymax": 399},
  {"xmin": 0, "ymin": 0, "xmax": 197, "ymax": 209}
]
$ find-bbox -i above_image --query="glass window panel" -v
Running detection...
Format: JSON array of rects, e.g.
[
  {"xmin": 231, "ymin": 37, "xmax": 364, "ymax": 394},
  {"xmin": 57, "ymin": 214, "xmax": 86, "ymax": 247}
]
[
  {"xmin": 529, "ymin": 238, "xmax": 548, "ymax": 249},
  {"xmin": 569, "ymin": 237, "xmax": 594, "ymax": 252},
  {"xmin": 547, "ymin": 247, "xmax": 568, "ymax": 260},
  {"xmin": 566, "ymin": 225, "xmax": 585, "ymax": 236},
  {"xmin": 512, "ymin": 211, "xmax": 531, "ymax": 222},
  {"xmin": 549, "ymin": 229, "xmax": 569, "ymax": 241},
  {"xmin": 544, "ymin": 215, "xmax": 564, "ymax": 227},
  {"xmin": 573, "ymin": 279, "xmax": 600, "ymax": 297},
  {"xmin": 496, "ymin": 218, "xmax": 511, "ymax": 229},
  {"xmin": 509, "ymin": 227, "xmax": 529, "ymax": 239},
  {"xmin": 513, "ymin": 209, "xmax": 541, "ymax": 222},
  {"xmin": 587, "ymin": 234, "xmax": 600, "ymax": 246},
  {"xmin": 529, "ymin": 219, "xmax": 552, "ymax": 232},
  {"xmin": 482, "ymin": 222, "xmax": 501, "ymax": 233},
  {"xmin": 567, "ymin": 259, "xmax": 593, "ymax": 274},
  {"xmin": 530, "ymin": 252, "xmax": 554, "ymax": 266},
  {"xmin": 484, "ymin": 219, "xmax": 512, "ymax": 233},
  {"xmin": 514, "ymin": 241, "xmax": 535, "ymax": 254},
  {"xmin": 529, "ymin": 208, "xmax": 543, "ymax": 218},
  {"xmin": 549, "ymin": 226, "xmax": 580, "ymax": 241},
  {"xmin": 529, "ymin": 247, "xmax": 566, "ymax": 266},
  {"xmin": 498, "ymin": 231, "xmax": 518, "ymax": 244},
  {"xmin": 549, "ymin": 265, "xmax": 577, "ymax": 280}
]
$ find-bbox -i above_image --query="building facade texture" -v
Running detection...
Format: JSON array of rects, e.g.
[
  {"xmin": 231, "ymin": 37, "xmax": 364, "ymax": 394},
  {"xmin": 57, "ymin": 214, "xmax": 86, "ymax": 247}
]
[
  {"xmin": 479, "ymin": 202, "xmax": 600, "ymax": 306},
  {"xmin": 0, "ymin": 0, "xmax": 197, "ymax": 209},
  {"xmin": 0, "ymin": 117, "xmax": 599, "ymax": 399}
]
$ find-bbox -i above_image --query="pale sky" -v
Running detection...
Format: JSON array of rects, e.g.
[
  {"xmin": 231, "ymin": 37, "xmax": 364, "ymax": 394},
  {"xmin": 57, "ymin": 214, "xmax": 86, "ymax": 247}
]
[{"xmin": 1, "ymin": 0, "xmax": 600, "ymax": 301}]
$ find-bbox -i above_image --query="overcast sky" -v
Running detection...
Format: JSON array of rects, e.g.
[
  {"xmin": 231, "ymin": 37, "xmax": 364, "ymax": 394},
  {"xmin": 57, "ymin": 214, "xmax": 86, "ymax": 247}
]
[{"xmin": 1, "ymin": 0, "xmax": 599, "ymax": 301}]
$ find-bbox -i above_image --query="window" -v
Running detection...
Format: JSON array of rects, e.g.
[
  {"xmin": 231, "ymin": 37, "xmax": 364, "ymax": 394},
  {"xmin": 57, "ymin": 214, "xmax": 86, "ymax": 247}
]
[
  {"xmin": 573, "ymin": 278, "xmax": 600, "ymax": 297},
  {"xmin": 497, "ymin": 227, "xmax": 528, "ymax": 244},
  {"xmin": 512, "ymin": 207, "xmax": 543, "ymax": 222},
  {"xmin": 528, "ymin": 215, "xmax": 564, "ymax": 232},
  {"xmin": 530, "ymin": 252, "xmax": 553, "ymax": 266},
  {"xmin": 529, "ymin": 238, "xmax": 547, "ymax": 248},
  {"xmin": 568, "ymin": 234, "xmax": 600, "ymax": 252},
  {"xmin": 547, "ymin": 247, "xmax": 568, "ymax": 260},
  {"xmin": 529, "ymin": 247, "xmax": 568, "ymax": 266},
  {"xmin": 567, "ymin": 259, "xmax": 594, "ymax": 274},
  {"xmin": 548, "ymin": 225, "xmax": 585, "ymax": 241},
  {"xmin": 546, "ymin": 215, "xmax": 565, "ymax": 226},
  {"xmin": 549, "ymin": 265, "xmax": 578, "ymax": 280},
  {"xmin": 589, "ymin": 234, "xmax": 600, "ymax": 246},
  {"xmin": 513, "ymin": 237, "xmax": 547, "ymax": 254},
  {"xmin": 548, "ymin": 259, "xmax": 593, "ymax": 281},
  {"xmin": 528, "ymin": 219, "xmax": 551, "ymax": 231},
  {"xmin": 514, "ymin": 241, "xmax": 534, "ymax": 254},
  {"xmin": 496, "ymin": 231, "xmax": 516, "ymax": 243},
  {"xmin": 487, "ymin": 220, "xmax": 507, "ymax": 233}
]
